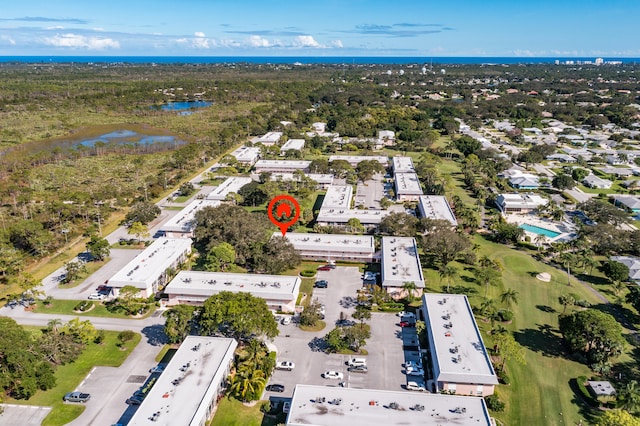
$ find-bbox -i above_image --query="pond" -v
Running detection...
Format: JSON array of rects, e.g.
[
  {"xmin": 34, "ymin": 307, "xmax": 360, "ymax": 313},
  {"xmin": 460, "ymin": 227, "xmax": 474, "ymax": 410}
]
[
  {"xmin": 77, "ymin": 131, "xmax": 185, "ymax": 148},
  {"xmin": 159, "ymin": 101, "xmax": 212, "ymax": 111}
]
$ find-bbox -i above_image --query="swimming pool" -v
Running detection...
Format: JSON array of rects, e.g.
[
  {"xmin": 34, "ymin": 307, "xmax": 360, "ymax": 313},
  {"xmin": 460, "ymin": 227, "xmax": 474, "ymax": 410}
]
[{"xmin": 519, "ymin": 223, "xmax": 561, "ymax": 238}]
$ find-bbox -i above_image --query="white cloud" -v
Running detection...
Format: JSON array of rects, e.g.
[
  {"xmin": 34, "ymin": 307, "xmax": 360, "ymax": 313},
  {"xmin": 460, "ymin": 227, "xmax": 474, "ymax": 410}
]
[
  {"xmin": 194, "ymin": 31, "xmax": 206, "ymax": 38},
  {"xmin": 331, "ymin": 39, "xmax": 344, "ymax": 48},
  {"xmin": 46, "ymin": 26, "xmax": 65, "ymax": 30},
  {"xmin": 247, "ymin": 35, "xmax": 272, "ymax": 47},
  {"xmin": 44, "ymin": 33, "xmax": 120, "ymax": 50},
  {"xmin": 1, "ymin": 35, "xmax": 16, "ymax": 45},
  {"xmin": 293, "ymin": 35, "xmax": 321, "ymax": 48}
]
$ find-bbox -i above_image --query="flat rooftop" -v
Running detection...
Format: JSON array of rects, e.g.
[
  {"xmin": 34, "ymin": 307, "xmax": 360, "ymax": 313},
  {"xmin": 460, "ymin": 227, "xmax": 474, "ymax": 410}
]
[
  {"xmin": 418, "ymin": 195, "xmax": 458, "ymax": 226},
  {"xmin": 207, "ymin": 176, "xmax": 252, "ymax": 200},
  {"xmin": 280, "ymin": 139, "xmax": 305, "ymax": 151},
  {"xmin": 161, "ymin": 199, "xmax": 221, "ymax": 233},
  {"xmin": 329, "ymin": 155, "xmax": 389, "ymax": 166},
  {"xmin": 422, "ymin": 294, "xmax": 498, "ymax": 385},
  {"xmin": 109, "ymin": 238, "xmax": 192, "ymax": 289},
  {"xmin": 381, "ymin": 237, "xmax": 425, "ymax": 288},
  {"xmin": 322, "ymin": 185, "xmax": 353, "ymax": 209},
  {"xmin": 165, "ymin": 270, "xmax": 301, "ymax": 299},
  {"xmin": 255, "ymin": 131, "xmax": 283, "ymax": 143},
  {"xmin": 230, "ymin": 146, "xmax": 261, "ymax": 162},
  {"xmin": 271, "ymin": 173, "xmax": 334, "ymax": 185},
  {"xmin": 254, "ymin": 160, "xmax": 311, "ymax": 169},
  {"xmin": 287, "ymin": 385, "xmax": 492, "ymax": 426},
  {"xmin": 392, "ymin": 156, "xmax": 415, "ymax": 173},
  {"xmin": 317, "ymin": 208, "xmax": 390, "ymax": 225},
  {"xmin": 394, "ymin": 173, "xmax": 424, "ymax": 195},
  {"xmin": 281, "ymin": 232, "xmax": 375, "ymax": 254},
  {"xmin": 128, "ymin": 336, "xmax": 237, "ymax": 426}
]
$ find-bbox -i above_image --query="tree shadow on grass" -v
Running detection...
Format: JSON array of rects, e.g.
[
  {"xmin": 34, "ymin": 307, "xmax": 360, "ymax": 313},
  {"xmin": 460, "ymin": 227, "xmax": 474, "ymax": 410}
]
[
  {"xmin": 576, "ymin": 273, "xmax": 610, "ymax": 286},
  {"xmin": 513, "ymin": 324, "xmax": 566, "ymax": 357},
  {"xmin": 568, "ymin": 378, "xmax": 601, "ymax": 424},
  {"xmin": 536, "ymin": 305, "xmax": 557, "ymax": 313},
  {"xmin": 449, "ymin": 285, "xmax": 478, "ymax": 295}
]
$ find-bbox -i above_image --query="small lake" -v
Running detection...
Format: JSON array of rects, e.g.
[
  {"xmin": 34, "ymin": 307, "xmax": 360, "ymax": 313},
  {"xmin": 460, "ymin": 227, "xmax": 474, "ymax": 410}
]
[
  {"xmin": 159, "ymin": 101, "xmax": 212, "ymax": 111},
  {"xmin": 77, "ymin": 130, "xmax": 185, "ymax": 148}
]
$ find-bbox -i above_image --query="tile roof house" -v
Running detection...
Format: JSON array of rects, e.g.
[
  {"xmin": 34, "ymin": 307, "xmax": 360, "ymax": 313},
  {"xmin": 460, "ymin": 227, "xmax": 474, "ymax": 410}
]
[{"xmin": 582, "ymin": 174, "xmax": 612, "ymax": 189}]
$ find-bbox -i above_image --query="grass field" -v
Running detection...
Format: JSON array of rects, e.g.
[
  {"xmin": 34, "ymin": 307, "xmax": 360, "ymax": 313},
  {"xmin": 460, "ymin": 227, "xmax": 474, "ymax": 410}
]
[
  {"xmin": 209, "ymin": 397, "xmax": 286, "ymax": 426},
  {"xmin": 7, "ymin": 327, "xmax": 141, "ymax": 426},
  {"xmin": 33, "ymin": 298, "xmax": 155, "ymax": 319}
]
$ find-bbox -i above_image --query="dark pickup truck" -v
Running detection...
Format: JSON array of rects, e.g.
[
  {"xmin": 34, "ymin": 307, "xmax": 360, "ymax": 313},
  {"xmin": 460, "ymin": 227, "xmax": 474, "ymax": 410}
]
[{"xmin": 64, "ymin": 392, "xmax": 91, "ymax": 403}]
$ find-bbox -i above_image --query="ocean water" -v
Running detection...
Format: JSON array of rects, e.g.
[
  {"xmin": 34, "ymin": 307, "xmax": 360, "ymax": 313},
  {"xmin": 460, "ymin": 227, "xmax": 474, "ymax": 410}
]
[{"xmin": 0, "ymin": 56, "xmax": 638, "ymax": 65}]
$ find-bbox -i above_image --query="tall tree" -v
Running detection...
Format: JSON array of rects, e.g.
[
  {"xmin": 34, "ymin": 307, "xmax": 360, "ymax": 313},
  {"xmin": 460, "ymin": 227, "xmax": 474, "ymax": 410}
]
[
  {"xmin": 439, "ymin": 264, "xmax": 458, "ymax": 293},
  {"xmin": 163, "ymin": 305, "xmax": 195, "ymax": 344},
  {"xmin": 86, "ymin": 234, "xmax": 110, "ymax": 261},
  {"xmin": 500, "ymin": 289, "xmax": 519, "ymax": 307},
  {"xmin": 204, "ymin": 242, "xmax": 236, "ymax": 272},
  {"xmin": 618, "ymin": 380, "xmax": 640, "ymax": 415},
  {"xmin": 559, "ymin": 309, "xmax": 625, "ymax": 366},
  {"xmin": 198, "ymin": 291, "xmax": 279, "ymax": 342}
]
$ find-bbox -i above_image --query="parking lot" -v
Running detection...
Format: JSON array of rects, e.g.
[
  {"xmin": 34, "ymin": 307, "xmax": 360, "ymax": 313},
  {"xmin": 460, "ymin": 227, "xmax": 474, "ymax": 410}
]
[
  {"xmin": 354, "ymin": 175, "xmax": 385, "ymax": 209},
  {"xmin": 266, "ymin": 266, "xmax": 414, "ymax": 399}
]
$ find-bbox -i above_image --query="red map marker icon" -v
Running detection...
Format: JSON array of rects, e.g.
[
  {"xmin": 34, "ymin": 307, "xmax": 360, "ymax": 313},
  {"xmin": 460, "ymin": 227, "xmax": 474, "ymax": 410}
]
[{"xmin": 268, "ymin": 195, "xmax": 300, "ymax": 236}]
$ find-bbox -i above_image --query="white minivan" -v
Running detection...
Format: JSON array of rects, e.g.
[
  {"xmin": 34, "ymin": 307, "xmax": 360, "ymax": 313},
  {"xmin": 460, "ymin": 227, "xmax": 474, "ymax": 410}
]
[{"xmin": 347, "ymin": 357, "xmax": 367, "ymax": 367}]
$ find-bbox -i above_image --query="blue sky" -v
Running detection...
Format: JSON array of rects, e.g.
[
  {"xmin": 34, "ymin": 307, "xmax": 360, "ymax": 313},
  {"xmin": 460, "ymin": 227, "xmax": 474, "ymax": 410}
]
[{"xmin": 0, "ymin": 0, "xmax": 637, "ymax": 57}]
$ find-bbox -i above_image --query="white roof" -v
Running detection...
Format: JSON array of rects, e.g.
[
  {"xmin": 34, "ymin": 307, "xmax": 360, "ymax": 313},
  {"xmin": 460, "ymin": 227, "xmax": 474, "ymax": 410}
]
[
  {"xmin": 392, "ymin": 156, "xmax": 415, "ymax": 173},
  {"xmin": 587, "ymin": 381, "xmax": 616, "ymax": 397},
  {"xmin": 418, "ymin": 195, "xmax": 458, "ymax": 226},
  {"xmin": 128, "ymin": 336, "xmax": 237, "ymax": 426},
  {"xmin": 271, "ymin": 173, "xmax": 334, "ymax": 185},
  {"xmin": 282, "ymin": 232, "xmax": 375, "ymax": 255},
  {"xmin": 254, "ymin": 160, "xmax": 311, "ymax": 171},
  {"xmin": 394, "ymin": 173, "xmax": 424, "ymax": 196},
  {"xmin": 322, "ymin": 185, "xmax": 353, "ymax": 209},
  {"xmin": 109, "ymin": 238, "xmax": 193, "ymax": 291},
  {"xmin": 378, "ymin": 130, "xmax": 396, "ymax": 139},
  {"xmin": 230, "ymin": 146, "xmax": 261, "ymax": 162},
  {"xmin": 583, "ymin": 174, "xmax": 612, "ymax": 186},
  {"xmin": 496, "ymin": 193, "xmax": 548, "ymax": 209},
  {"xmin": 381, "ymin": 237, "xmax": 425, "ymax": 288},
  {"xmin": 206, "ymin": 176, "xmax": 252, "ymax": 200},
  {"xmin": 328, "ymin": 155, "xmax": 389, "ymax": 166},
  {"xmin": 161, "ymin": 199, "xmax": 221, "ymax": 234},
  {"xmin": 422, "ymin": 294, "xmax": 498, "ymax": 386},
  {"xmin": 613, "ymin": 195, "xmax": 640, "ymax": 209},
  {"xmin": 280, "ymin": 139, "xmax": 305, "ymax": 151},
  {"xmin": 287, "ymin": 385, "xmax": 492, "ymax": 426},
  {"xmin": 165, "ymin": 270, "xmax": 301, "ymax": 301},
  {"xmin": 253, "ymin": 131, "xmax": 283, "ymax": 144},
  {"xmin": 317, "ymin": 208, "xmax": 390, "ymax": 225}
]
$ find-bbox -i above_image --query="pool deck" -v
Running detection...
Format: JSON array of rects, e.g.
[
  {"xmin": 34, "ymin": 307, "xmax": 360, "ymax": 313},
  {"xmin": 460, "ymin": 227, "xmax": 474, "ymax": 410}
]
[{"xmin": 505, "ymin": 213, "xmax": 576, "ymax": 244}]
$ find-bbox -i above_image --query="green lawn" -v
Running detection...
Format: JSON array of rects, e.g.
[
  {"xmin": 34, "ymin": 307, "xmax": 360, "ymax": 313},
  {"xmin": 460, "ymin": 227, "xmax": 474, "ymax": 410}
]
[
  {"xmin": 7, "ymin": 327, "xmax": 141, "ymax": 426},
  {"xmin": 425, "ymin": 235, "xmax": 603, "ymax": 425},
  {"xmin": 34, "ymin": 298, "xmax": 155, "ymax": 319},
  {"xmin": 209, "ymin": 397, "xmax": 286, "ymax": 426}
]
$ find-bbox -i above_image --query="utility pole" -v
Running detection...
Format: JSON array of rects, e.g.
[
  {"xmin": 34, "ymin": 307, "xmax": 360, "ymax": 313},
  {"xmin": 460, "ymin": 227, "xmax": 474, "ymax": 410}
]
[{"xmin": 96, "ymin": 210, "xmax": 102, "ymax": 236}]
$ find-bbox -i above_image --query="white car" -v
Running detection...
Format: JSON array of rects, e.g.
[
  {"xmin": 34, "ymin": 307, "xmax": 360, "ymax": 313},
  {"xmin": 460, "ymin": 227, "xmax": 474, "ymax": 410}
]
[
  {"xmin": 404, "ymin": 360, "xmax": 422, "ymax": 370},
  {"xmin": 406, "ymin": 381, "xmax": 426, "ymax": 392},
  {"xmin": 397, "ymin": 311, "xmax": 415, "ymax": 319},
  {"xmin": 281, "ymin": 316, "xmax": 292, "ymax": 325},
  {"xmin": 322, "ymin": 371, "xmax": 344, "ymax": 380},
  {"xmin": 276, "ymin": 361, "xmax": 295, "ymax": 371},
  {"xmin": 88, "ymin": 293, "xmax": 105, "ymax": 300}
]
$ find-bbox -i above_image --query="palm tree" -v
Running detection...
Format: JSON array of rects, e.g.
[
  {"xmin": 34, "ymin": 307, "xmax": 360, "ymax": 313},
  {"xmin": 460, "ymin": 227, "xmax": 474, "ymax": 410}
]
[
  {"xmin": 618, "ymin": 380, "xmax": 640, "ymax": 414},
  {"xmin": 500, "ymin": 289, "xmax": 519, "ymax": 307},
  {"xmin": 229, "ymin": 365, "xmax": 267, "ymax": 402},
  {"xmin": 534, "ymin": 234, "xmax": 548, "ymax": 251},
  {"xmin": 558, "ymin": 294, "xmax": 575, "ymax": 314},
  {"xmin": 244, "ymin": 339, "xmax": 265, "ymax": 368},
  {"xmin": 479, "ymin": 298, "xmax": 496, "ymax": 320},
  {"xmin": 47, "ymin": 318, "xmax": 62, "ymax": 334},
  {"xmin": 402, "ymin": 281, "xmax": 418, "ymax": 302},
  {"xmin": 439, "ymin": 264, "xmax": 458, "ymax": 293},
  {"xmin": 558, "ymin": 251, "xmax": 576, "ymax": 286}
]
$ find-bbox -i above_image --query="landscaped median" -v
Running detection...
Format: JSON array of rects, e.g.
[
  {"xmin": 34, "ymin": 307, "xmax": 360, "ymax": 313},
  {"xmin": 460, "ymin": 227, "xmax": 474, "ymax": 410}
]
[
  {"xmin": 8, "ymin": 326, "xmax": 141, "ymax": 426},
  {"xmin": 34, "ymin": 298, "xmax": 155, "ymax": 319}
]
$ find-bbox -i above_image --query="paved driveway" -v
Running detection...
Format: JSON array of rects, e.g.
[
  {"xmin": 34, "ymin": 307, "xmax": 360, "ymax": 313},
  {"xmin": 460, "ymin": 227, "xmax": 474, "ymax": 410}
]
[{"xmin": 0, "ymin": 404, "xmax": 51, "ymax": 426}]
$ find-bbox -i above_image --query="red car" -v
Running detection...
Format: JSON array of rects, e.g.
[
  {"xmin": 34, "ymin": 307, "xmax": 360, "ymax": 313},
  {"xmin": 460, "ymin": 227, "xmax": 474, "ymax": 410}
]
[
  {"xmin": 317, "ymin": 265, "xmax": 333, "ymax": 271},
  {"xmin": 399, "ymin": 321, "xmax": 416, "ymax": 328}
]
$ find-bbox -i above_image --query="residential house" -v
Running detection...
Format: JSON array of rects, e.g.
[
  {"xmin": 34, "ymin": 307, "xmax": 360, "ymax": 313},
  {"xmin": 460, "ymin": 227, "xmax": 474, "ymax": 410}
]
[{"xmin": 582, "ymin": 174, "xmax": 612, "ymax": 189}]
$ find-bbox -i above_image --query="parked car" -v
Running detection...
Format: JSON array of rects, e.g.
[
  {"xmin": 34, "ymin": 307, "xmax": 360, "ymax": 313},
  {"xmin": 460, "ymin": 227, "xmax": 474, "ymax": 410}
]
[
  {"xmin": 88, "ymin": 293, "xmax": 105, "ymax": 300},
  {"xmin": 314, "ymin": 280, "xmax": 328, "ymax": 288},
  {"xmin": 347, "ymin": 357, "xmax": 367, "ymax": 367},
  {"xmin": 149, "ymin": 365, "xmax": 165, "ymax": 373},
  {"xmin": 283, "ymin": 401, "xmax": 291, "ymax": 413},
  {"xmin": 406, "ymin": 381, "xmax": 426, "ymax": 392},
  {"xmin": 276, "ymin": 361, "xmax": 295, "ymax": 371},
  {"xmin": 406, "ymin": 367, "xmax": 425, "ymax": 376},
  {"xmin": 266, "ymin": 384, "xmax": 285, "ymax": 393},
  {"xmin": 126, "ymin": 397, "xmax": 143, "ymax": 405},
  {"xmin": 348, "ymin": 365, "xmax": 368, "ymax": 374},
  {"xmin": 281, "ymin": 316, "xmax": 292, "ymax": 325},
  {"xmin": 397, "ymin": 311, "xmax": 415, "ymax": 319},
  {"xmin": 317, "ymin": 265, "xmax": 333, "ymax": 271},
  {"xmin": 322, "ymin": 371, "xmax": 344, "ymax": 380},
  {"xmin": 404, "ymin": 360, "xmax": 422, "ymax": 370},
  {"xmin": 64, "ymin": 392, "xmax": 91, "ymax": 403},
  {"xmin": 399, "ymin": 321, "xmax": 416, "ymax": 328}
]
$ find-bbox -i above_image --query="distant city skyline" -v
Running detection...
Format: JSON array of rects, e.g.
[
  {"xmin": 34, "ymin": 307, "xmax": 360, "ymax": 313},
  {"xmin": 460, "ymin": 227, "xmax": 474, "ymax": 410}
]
[{"xmin": 0, "ymin": 1, "xmax": 637, "ymax": 57}]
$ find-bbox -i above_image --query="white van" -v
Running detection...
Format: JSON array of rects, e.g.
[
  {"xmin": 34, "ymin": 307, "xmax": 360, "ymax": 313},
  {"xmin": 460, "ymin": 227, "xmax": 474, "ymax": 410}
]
[{"xmin": 347, "ymin": 357, "xmax": 367, "ymax": 367}]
